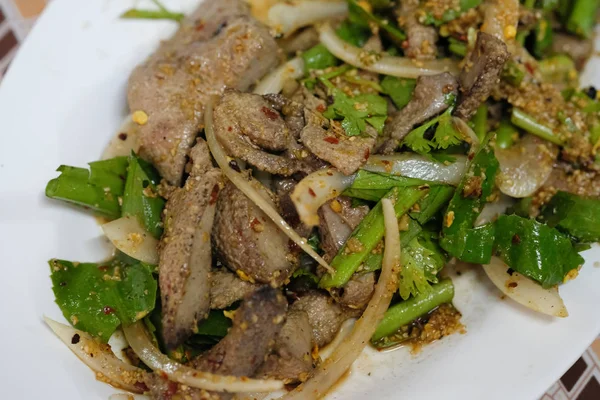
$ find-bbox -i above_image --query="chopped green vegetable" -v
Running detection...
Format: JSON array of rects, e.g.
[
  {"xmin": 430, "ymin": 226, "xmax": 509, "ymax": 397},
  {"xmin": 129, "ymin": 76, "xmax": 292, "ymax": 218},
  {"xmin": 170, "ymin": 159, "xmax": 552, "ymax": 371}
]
[
  {"xmin": 502, "ymin": 60, "xmax": 526, "ymax": 86},
  {"xmin": 511, "ymin": 108, "xmax": 565, "ymax": 146},
  {"xmin": 533, "ymin": 18, "xmax": 553, "ymax": 58},
  {"xmin": 470, "ymin": 104, "xmax": 488, "ymax": 142},
  {"xmin": 319, "ymin": 187, "xmax": 427, "ymax": 288},
  {"xmin": 346, "ymin": 170, "xmax": 437, "ymax": 191},
  {"xmin": 336, "ymin": 20, "xmax": 371, "ymax": 47},
  {"xmin": 448, "ymin": 38, "xmax": 468, "ymax": 57},
  {"xmin": 50, "ymin": 258, "xmax": 157, "ymax": 341},
  {"xmin": 565, "ymin": 0, "xmax": 600, "ymax": 38},
  {"xmin": 495, "ymin": 119, "xmax": 519, "ymax": 149},
  {"xmin": 122, "ymin": 154, "xmax": 165, "ymax": 238},
  {"xmin": 196, "ymin": 310, "xmax": 232, "ymax": 337},
  {"xmin": 494, "ymin": 215, "xmax": 584, "ymax": 288},
  {"xmin": 440, "ymin": 146, "xmax": 499, "ymax": 263},
  {"xmin": 323, "ymin": 90, "xmax": 388, "ymax": 136},
  {"xmin": 347, "ymin": 0, "xmax": 406, "ymax": 44},
  {"xmin": 541, "ymin": 191, "xmax": 600, "ymax": 242},
  {"xmin": 45, "ymin": 157, "xmax": 128, "ymax": 219},
  {"xmin": 302, "ymin": 44, "xmax": 338, "ymax": 71},
  {"xmin": 121, "ymin": 9, "xmax": 184, "ymax": 21},
  {"xmin": 539, "ymin": 55, "xmax": 577, "ymax": 85},
  {"xmin": 372, "ymin": 279, "xmax": 454, "ymax": 342},
  {"xmin": 423, "ymin": 0, "xmax": 483, "ymax": 26},
  {"xmin": 381, "ymin": 76, "xmax": 416, "ymax": 109}
]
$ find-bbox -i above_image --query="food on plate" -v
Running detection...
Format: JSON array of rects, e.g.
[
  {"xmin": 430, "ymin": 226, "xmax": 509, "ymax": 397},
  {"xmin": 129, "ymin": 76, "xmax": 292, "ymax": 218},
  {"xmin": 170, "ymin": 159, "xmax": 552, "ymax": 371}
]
[{"xmin": 44, "ymin": 0, "xmax": 600, "ymax": 398}]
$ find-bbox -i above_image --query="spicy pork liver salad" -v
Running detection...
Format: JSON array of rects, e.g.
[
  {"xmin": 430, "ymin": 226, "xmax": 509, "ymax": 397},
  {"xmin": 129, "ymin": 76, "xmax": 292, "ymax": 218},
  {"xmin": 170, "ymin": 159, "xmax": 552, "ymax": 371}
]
[{"xmin": 44, "ymin": 0, "xmax": 600, "ymax": 398}]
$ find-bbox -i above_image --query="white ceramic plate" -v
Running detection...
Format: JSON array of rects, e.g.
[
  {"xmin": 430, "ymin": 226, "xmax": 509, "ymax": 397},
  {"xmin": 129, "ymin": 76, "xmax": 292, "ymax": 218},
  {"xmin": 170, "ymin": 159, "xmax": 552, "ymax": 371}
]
[{"xmin": 0, "ymin": 1, "xmax": 599, "ymax": 399}]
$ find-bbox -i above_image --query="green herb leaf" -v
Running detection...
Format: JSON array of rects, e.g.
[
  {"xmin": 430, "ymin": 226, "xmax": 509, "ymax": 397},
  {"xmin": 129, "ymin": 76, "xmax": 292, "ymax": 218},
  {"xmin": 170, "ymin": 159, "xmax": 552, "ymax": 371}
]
[
  {"xmin": 347, "ymin": 0, "xmax": 406, "ymax": 44},
  {"xmin": 324, "ymin": 90, "xmax": 388, "ymax": 136},
  {"xmin": 494, "ymin": 215, "xmax": 584, "ymax": 288},
  {"xmin": 302, "ymin": 44, "xmax": 338, "ymax": 71},
  {"xmin": 541, "ymin": 191, "xmax": 600, "ymax": 242},
  {"xmin": 122, "ymin": 154, "xmax": 165, "ymax": 238},
  {"xmin": 45, "ymin": 157, "xmax": 129, "ymax": 219},
  {"xmin": 50, "ymin": 258, "xmax": 157, "ymax": 341},
  {"xmin": 381, "ymin": 76, "xmax": 416, "ymax": 109},
  {"xmin": 440, "ymin": 145, "xmax": 500, "ymax": 263}
]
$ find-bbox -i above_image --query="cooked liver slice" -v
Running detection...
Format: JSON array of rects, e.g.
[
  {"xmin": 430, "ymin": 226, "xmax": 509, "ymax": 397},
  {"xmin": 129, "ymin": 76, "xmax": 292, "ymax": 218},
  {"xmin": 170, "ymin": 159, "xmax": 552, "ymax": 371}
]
[
  {"xmin": 128, "ymin": 0, "xmax": 278, "ymax": 185},
  {"xmin": 159, "ymin": 139, "xmax": 223, "ymax": 348}
]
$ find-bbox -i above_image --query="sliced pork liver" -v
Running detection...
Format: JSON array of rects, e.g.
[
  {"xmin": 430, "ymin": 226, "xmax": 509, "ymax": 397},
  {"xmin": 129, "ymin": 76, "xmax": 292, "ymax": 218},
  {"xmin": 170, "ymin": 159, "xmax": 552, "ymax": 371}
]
[
  {"xmin": 128, "ymin": 0, "xmax": 278, "ymax": 185},
  {"xmin": 213, "ymin": 181, "xmax": 295, "ymax": 286},
  {"xmin": 159, "ymin": 139, "xmax": 222, "ymax": 348}
]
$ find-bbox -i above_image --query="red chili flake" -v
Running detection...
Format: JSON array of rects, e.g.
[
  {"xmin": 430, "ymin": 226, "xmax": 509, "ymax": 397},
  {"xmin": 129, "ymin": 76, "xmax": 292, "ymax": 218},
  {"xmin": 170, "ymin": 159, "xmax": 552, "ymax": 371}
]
[
  {"xmin": 134, "ymin": 382, "xmax": 149, "ymax": 393},
  {"xmin": 159, "ymin": 371, "xmax": 169, "ymax": 380},
  {"xmin": 71, "ymin": 334, "xmax": 81, "ymax": 344},
  {"xmin": 195, "ymin": 22, "xmax": 205, "ymax": 31},
  {"xmin": 512, "ymin": 234, "xmax": 521, "ymax": 245},
  {"xmin": 324, "ymin": 136, "xmax": 339, "ymax": 144},
  {"xmin": 524, "ymin": 62, "xmax": 535, "ymax": 75},
  {"xmin": 103, "ymin": 306, "xmax": 115, "ymax": 315},
  {"xmin": 209, "ymin": 184, "xmax": 220, "ymax": 205},
  {"xmin": 326, "ymin": 171, "xmax": 334, "ymax": 176},
  {"xmin": 118, "ymin": 133, "xmax": 128, "ymax": 141},
  {"xmin": 458, "ymin": 34, "xmax": 467, "ymax": 42},
  {"xmin": 308, "ymin": 188, "xmax": 316, "ymax": 197},
  {"xmin": 166, "ymin": 381, "xmax": 179, "ymax": 396},
  {"xmin": 401, "ymin": 40, "xmax": 409, "ymax": 49},
  {"xmin": 316, "ymin": 104, "xmax": 326, "ymax": 112},
  {"xmin": 227, "ymin": 126, "xmax": 233, "ymax": 132},
  {"xmin": 508, "ymin": 282, "xmax": 518, "ymax": 289},
  {"xmin": 468, "ymin": 152, "xmax": 475, "ymax": 160},
  {"xmin": 97, "ymin": 265, "xmax": 108, "ymax": 272},
  {"xmin": 250, "ymin": 217, "xmax": 261, "ymax": 230},
  {"xmin": 364, "ymin": 148, "xmax": 370, "ymax": 160},
  {"xmin": 261, "ymin": 106, "xmax": 279, "ymax": 120}
]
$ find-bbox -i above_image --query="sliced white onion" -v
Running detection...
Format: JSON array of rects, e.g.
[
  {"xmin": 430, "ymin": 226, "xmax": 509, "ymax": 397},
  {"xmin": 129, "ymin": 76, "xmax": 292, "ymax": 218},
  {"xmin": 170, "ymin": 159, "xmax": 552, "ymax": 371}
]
[
  {"xmin": 268, "ymin": 1, "xmax": 348, "ymax": 36},
  {"xmin": 482, "ymin": 257, "xmax": 568, "ymax": 318},
  {"xmin": 102, "ymin": 115, "xmax": 140, "ymax": 160},
  {"xmin": 44, "ymin": 317, "xmax": 146, "ymax": 393},
  {"xmin": 254, "ymin": 57, "xmax": 305, "ymax": 95},
  {"xmin": 494, "ymin": 134, "xmax": 557, "ymax": 198},
  {"xmin": 108, "ymin": 329, "xmax": 130, "ymax": 364},
  {"xmin": 283, "ymin": 198, "xmax": 400, "ymax": 399},
  {"xmin": 102, "ymin": 216, "xmax": 159, "ymax": 265},
  {"xmin": 205, "ymin": 99, "xmax": 334, "ymax": 274},
  {"xmin": 122, "ymin": 322, "xmax": 284, "ymax": 393},
  {"xmin": 474, "ymin": 194, "xmax": 515, "ymax": 227},
  {"xmin": 290, "ymin": 168, "xmax": 356, "ymax": 227},
  {"xmin": 318, "ymin": 23, "xmax": 459, "ymax": 78},
  {"xmin": 452, "ymin": 117, "xmax": 480, "ymax": 153},
  {"xmin": 364, "ymin": 153, "xmax": 468, "ymax": 186},
  {"xmin": 481, "ymin": 0, "xmax": 519, "ymax": 52}
]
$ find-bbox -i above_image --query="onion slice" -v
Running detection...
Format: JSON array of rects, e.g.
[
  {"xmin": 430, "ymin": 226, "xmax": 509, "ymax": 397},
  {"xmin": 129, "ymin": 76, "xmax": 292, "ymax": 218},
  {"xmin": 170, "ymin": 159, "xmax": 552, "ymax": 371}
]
[
  {"xmin": 318, "ymin": 23, "xmax": 459, "ymax": 78},
  {"xmin": 44, "ymin": 317, "xmax": 146, "ymax": 393},
  {"xmin": 102, "ymin": 216, "xmax": 159, "ymax": 265},
  {"xmin": 452, "ymin": 117, "xmax": 480, "ymax": 153},
  {"xmin": 102, "ymin": 115, "xmax": 140, "ymax": 160},
  {"xmin": 482, "ymin": 257, "xmax": 568, "ymax": 318},
  {"xmin": 290, "ymin": 168, "xmax": 355, "ymax": 227},
  {"xmin": 204, "ymin": 99, "xmax": 334, "ymax": 274},
  {"xmin": 254, "ymin": 57, "xmax": 305, "ymax": 95},
  {"xmin": 494, "ymin": 134, "xmax": 557, "ymax": 198},
  {"xmin": 364, "ymin": 153, "xmax": 468, "ymax": 186},
  {"xmin": 122, "ymin": 322, "xmax": 284, "ymax": 393},
  {"xmin": 268, "ymin": 1, "xmax": 348, "ymax": 36},
  {"xmin": 283, "ymin": 198, "xmax": 400, "ymax": 399}
]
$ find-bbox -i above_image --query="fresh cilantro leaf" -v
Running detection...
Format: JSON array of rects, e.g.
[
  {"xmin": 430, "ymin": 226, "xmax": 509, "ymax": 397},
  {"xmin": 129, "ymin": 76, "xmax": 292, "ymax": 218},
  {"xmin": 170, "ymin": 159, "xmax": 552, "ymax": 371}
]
[
  {"xmin": 324, "ymin": 89, "xmax": 388, "ymax": 136},
  {"xmin": 381, "ymin": 76, "xmax": 416, "ymax": 109},
  {"xmin": 433, "ymin": 112, "xmax": 463, "ymax": 149}
]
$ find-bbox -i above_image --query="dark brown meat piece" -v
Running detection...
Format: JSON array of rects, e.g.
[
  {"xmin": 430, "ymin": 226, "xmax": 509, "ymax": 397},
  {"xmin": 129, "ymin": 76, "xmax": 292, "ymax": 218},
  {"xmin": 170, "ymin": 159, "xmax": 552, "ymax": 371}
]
[
  {"xmin": 455, "ymin": 32, "xmax": 509, "ymax": 120},
  {"xmin": 209, "ymin": 268, "xmax": 261, "ymax": 310},
  {"xmin": 159, "ymin": 139, "xmax": 223, "ymax": 348},
  {"xmin": 300, "ymin": 111, "xmax": 376, "ymax": 175},
  {"xmin": 193, "ymin": 287, "xmax": 288, "ymax": 374},
  {"xmin": 146, "ymin": 287, "xmax": 287, "ymax": 400},
  {"xmin": 213, "ymin": 90, "xmax": 305, "ymax": 176},
  {"xmin": 290, "ymin": 291, "xmax": 358, "ymax": 347},
  {"xmin": 128, "ymin": 0, "xmax": 278, "ymax": 185},
  {"xmin": 552, "ymin": 33, "xmax": 593, "ymax": 70},
  {"xmin": 318, "ymin": 197, "xmax": 369, "ymax": 261},
  {"xmin": 398, "ymin": 0, "xmax": 438, "ymax": 60},
  {"xmin": 257, "ymin": 309, "xmax": 315, "ymax": 383},
  {"xmin": 331, "ymin": 272, "xmax": 375, "ymax": 310},
  {"xmin": 213, "ymin": 181, "xmax": 295, "ymax": 286},
  {"xmin": 379, "ymin": 72, "xmax": 458, "ymax": 153}
]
